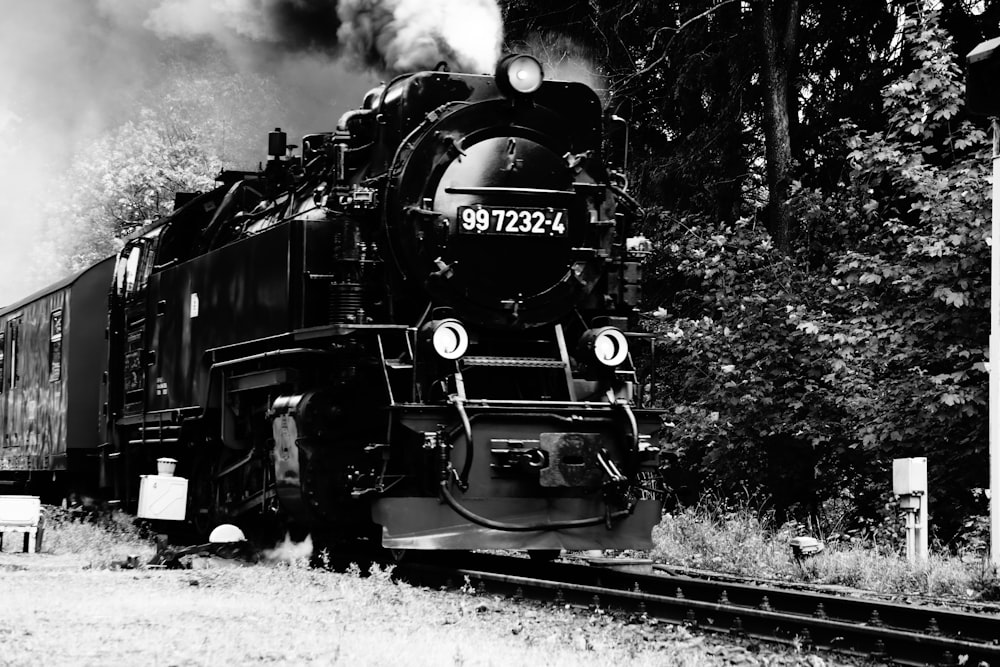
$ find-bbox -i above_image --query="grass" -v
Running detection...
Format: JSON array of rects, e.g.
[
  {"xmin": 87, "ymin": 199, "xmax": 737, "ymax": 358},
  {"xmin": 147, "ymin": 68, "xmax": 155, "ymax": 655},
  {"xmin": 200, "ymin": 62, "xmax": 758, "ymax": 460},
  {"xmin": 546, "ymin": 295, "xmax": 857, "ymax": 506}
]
[
  {"xmin": 650, "ymin": 493, "xmax": 1000, "ymax": 601},
  {"xmin": 12, "ymin": 500, "xmax": 999, "ymax": 602},
  {"xmin": 0, "ymin": 516, "xmax": 837, "ymax": 666},
  {"xmin": 0, "ymin": 560, "xmax": 725, "ymax": 666}
]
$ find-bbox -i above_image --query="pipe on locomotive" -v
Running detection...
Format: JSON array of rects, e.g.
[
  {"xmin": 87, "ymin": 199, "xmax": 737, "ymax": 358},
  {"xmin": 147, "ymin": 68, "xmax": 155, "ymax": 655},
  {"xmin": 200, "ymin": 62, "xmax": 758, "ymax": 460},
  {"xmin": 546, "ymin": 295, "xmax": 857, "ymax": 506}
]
[
  {"xmin": 437, "ymin": 480, "xmax": 633, "ymax": 532},
  {"xmin": 451, "ymin": 395, "xmax": 474, "ymax": 491}
]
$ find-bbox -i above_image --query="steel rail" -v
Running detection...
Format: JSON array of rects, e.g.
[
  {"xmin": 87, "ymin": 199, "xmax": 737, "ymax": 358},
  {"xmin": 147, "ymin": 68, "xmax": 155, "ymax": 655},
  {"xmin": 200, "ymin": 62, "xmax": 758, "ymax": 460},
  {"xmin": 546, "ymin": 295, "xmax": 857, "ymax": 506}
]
[{"xmin": 392, "ymin": 553, "xmax": 1000, "ymax": 666}]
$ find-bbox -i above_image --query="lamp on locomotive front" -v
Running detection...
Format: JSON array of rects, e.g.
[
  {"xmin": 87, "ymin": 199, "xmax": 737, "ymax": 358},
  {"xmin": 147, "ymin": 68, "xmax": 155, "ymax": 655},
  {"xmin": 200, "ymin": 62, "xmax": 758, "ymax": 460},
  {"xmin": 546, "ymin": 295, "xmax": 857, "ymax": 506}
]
[
  {"xmin": 495, "ymin": 54, "xmax": 544, "ymax": 96},
  {"xmin": 578, "ymin": 327, "xmax": 630, "ymax": 367},
  {"xmin": 423, "ymin": 318, "xmax": 470, "ymax": 360}
]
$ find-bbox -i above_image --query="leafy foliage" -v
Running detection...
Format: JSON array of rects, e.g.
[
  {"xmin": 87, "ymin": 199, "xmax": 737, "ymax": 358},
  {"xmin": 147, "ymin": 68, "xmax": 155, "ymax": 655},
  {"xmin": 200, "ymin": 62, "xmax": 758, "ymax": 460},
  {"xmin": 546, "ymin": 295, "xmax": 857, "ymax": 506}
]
[
  {"xmin": 817, "ymin": 14, "xmax": 992, "ymax": 533},
  {"xmin": 644, "ymin": 12, "xmax": 992, "ymax": 539}
]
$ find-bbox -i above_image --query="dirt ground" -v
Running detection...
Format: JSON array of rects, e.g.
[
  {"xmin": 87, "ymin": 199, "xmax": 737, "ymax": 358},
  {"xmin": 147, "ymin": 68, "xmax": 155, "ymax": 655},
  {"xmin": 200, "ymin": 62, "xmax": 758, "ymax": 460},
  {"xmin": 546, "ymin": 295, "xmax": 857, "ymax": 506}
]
[{"xmin": 0, "ymin": 551, "xmax": 837, "ymax": 666}]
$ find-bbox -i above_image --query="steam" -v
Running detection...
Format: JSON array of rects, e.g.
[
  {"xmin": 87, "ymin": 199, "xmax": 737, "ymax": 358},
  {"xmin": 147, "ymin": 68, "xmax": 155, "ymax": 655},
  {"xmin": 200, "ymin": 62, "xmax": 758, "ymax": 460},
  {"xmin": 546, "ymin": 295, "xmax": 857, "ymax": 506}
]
[
  {"xmin": 101, "ymin": 0, "xmax": 503, "ymax": 76},
  {"xmin": 264, "ymin": 533, "xmax": 314, "ymax": 563},
  {"xmin": 516, "ymin": 32, "xmax": 606, "ymax": 96},
  {"xmin": 133, "ymin": 0, "xmax": 341, "ymax": 53},
  {"xmin": 337, "ymin": 0, "xmax": 503, "ymax": 75}
]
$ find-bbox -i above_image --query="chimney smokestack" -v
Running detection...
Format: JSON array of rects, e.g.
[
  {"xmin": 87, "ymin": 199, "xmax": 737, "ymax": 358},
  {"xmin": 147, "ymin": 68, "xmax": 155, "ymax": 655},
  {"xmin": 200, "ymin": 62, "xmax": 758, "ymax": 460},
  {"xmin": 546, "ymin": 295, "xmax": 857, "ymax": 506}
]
[{"xmin": 268, "ymin": 128, "xmax": 287, "ymax": 159}]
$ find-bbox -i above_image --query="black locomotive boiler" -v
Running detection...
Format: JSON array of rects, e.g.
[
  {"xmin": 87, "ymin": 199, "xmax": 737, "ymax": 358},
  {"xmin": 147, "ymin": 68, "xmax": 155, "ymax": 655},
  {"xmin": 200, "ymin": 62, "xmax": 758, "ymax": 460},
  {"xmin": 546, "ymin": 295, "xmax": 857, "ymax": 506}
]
[{"xmin": 1, "ymin": 55, "xmax": 664, "ymax": 552}]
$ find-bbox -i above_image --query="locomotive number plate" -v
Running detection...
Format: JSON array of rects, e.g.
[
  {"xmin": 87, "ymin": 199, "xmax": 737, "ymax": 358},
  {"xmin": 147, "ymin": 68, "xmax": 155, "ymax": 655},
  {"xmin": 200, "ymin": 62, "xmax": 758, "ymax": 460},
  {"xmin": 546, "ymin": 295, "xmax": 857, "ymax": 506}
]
[{"xmin": 457, "ymin": 206, "xmax": 568, "ymax": 237}]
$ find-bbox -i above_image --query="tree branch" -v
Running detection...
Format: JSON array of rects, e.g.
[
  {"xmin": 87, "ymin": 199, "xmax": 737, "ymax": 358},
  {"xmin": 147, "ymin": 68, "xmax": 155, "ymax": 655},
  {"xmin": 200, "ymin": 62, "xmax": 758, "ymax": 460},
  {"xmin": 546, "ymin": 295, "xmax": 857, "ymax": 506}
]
[{"xmin": 622, "ymin": 0, "xmax": 739, "ymax": 82}]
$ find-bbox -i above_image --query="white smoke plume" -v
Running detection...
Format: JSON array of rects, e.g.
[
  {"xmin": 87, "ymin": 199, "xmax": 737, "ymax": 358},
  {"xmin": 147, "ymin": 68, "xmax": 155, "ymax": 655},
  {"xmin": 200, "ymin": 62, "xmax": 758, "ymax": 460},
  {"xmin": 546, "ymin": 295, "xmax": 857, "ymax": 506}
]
[
  {"xmin": 337, "ymin": 0, "xmax": 503, "ymax": 75},
  {"xmin": 121, "ymin": 0, "xmax": 342, "ymax": 55},
  {"xmin": 145, "ymin": 0, "xmax": 282, "ymax": 42},
  {"xmin": 264, "ymin": 532, "xmax": 314, "ymax": 564},
  {"xmin": 517, "ymin": 32, "xmax": 607, "ymax": 97},
  {"xmin": 102, "ymin": 0, "xmax": 503, "ymax": 75}
]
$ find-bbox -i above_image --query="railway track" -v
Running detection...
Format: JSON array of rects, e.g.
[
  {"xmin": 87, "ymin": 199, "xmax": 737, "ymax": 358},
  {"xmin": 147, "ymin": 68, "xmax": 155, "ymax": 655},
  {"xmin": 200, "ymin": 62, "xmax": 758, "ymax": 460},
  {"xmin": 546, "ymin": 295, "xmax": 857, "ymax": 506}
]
[{"xmin": 393, "ymin": 553, "xmax": 1000, "ymax": 666}]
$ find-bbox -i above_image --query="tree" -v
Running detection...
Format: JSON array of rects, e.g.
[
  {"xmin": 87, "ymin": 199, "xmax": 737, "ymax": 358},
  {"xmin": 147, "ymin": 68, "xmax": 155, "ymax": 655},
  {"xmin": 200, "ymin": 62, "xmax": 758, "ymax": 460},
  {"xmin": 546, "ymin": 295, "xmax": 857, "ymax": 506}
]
[
  {"xmin": 815, "ymin": 12, "xmax": 991, "ymax": 535},
  {"xmin": 499, "ymin": 1, "xmax": 899, "ymax": 246},
  {"xmin": 646, "ymin": 10, "xmax": 993, "ymax": 540},
  {"xmin": 41, "ymin": 61, "xmax": 283, "ymax": 275}
]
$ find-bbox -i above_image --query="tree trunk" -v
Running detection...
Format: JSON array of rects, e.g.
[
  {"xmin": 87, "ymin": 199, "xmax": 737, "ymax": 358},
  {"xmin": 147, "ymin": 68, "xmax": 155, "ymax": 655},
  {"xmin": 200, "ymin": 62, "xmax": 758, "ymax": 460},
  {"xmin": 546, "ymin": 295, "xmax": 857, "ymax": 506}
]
[
  {"xmin": 713, "ymin": 0, "xmax": 746, "ymax": 223},
  {"xmin": 758, "ymin": 0, "xmax": 799, "ymax": 253}
]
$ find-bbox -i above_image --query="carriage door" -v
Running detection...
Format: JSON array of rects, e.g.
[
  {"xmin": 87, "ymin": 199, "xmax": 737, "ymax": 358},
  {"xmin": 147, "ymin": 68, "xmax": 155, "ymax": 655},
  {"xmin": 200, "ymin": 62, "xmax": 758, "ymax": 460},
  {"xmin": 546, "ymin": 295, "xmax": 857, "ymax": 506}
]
[{"xmin": 1, "ymin": 318, "xmax": 20, "ymax": 456}]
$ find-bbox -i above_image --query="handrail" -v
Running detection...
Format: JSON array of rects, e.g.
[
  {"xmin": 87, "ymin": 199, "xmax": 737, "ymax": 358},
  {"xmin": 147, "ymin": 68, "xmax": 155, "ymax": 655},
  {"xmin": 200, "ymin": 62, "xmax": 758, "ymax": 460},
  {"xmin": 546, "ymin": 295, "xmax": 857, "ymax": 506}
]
[{"xmin": 444, "ymin": 186, "xmax": 574, "ymax": 196}]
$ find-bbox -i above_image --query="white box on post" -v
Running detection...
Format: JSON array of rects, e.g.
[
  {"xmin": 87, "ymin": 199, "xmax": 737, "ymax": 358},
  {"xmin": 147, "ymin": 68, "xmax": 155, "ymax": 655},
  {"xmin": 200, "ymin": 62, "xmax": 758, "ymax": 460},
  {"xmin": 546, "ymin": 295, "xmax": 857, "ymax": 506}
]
[
  {"xmin": 892, "ymin": 457, "xmax": 927, "ymax": 496},
  {"xmin": 137, "ymin": 475, "xmax": 188, "ymax": 521}
]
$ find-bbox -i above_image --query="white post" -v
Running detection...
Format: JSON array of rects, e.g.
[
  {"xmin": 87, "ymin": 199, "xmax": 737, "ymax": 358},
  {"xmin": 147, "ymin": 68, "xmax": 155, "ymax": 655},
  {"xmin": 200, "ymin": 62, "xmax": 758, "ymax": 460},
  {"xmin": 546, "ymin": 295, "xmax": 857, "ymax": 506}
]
[
  {"xmin": 893, "ymin": 457, "xmax": 928, "ymax": 563},
  {"xmin": 917, "ymin": 480, "xmax": 929, "ymax": 562},
  {"xmin": 991, "ymin": 117, "xmax": 1000, "ymax": 567}
]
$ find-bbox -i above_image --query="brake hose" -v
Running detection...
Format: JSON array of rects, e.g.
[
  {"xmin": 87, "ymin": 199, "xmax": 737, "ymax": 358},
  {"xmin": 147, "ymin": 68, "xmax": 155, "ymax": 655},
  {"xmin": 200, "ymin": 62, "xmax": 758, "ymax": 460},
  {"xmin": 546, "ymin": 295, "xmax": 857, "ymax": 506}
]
[
  {"xmin": 451, "ymin": 395, "xmax": 473, "ymax": 491},
  {"xmin": 617, "ymin": 399, "xmax": 639, "ymax": 455},
  {"xmin": 438, "ymin": 480, "xmax": 632, "ymax": 532}
]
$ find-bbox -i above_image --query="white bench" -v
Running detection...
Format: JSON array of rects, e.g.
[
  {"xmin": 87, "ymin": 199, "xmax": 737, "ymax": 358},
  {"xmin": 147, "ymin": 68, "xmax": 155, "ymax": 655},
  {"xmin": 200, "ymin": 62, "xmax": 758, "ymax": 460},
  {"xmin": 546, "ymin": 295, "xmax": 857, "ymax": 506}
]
[{"xmin": 0, "ymin": 495, "xmax": 41, "ymax": 553}]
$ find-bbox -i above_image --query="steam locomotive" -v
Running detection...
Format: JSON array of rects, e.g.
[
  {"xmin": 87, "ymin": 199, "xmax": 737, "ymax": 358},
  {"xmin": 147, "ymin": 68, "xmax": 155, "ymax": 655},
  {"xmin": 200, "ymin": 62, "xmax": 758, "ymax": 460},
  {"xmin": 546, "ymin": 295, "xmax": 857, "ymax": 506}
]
[{"xmin": 0, "ymin": 55, "xmax": 664, "ymax": 552}]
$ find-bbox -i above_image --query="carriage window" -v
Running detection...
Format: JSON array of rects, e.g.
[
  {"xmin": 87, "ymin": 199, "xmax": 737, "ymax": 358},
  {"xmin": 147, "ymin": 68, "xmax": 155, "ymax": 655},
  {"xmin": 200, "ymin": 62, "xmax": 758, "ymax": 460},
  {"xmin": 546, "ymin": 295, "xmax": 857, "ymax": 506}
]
[
  {"xmin": 0, "ymin": 329, "xmax": 5, "ymax": 394},
  {"xmin": 49, "ymin": 309, "xmax": 63, "ymax": 382}
]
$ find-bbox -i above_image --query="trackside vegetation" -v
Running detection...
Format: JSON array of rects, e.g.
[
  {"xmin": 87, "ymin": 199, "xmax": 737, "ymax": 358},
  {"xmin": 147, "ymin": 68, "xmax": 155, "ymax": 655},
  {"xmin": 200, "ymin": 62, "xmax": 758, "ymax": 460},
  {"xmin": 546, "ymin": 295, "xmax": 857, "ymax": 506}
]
[{"xmin": 651, "ymin": 495, "xmax": 1000, "ymax": 601}]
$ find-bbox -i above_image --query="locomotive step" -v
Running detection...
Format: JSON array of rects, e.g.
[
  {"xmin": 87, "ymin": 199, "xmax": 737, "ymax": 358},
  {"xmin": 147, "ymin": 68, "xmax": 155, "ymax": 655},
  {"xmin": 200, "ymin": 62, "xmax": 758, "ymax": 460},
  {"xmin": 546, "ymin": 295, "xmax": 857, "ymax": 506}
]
[
  {"xmin": 127, "ymin": 424, "xmax": 183, "ymax": 447},
  {"xmin": 127, "ymin": 438, "xmax": 181, "ymax": 447},
  {"xmin": 461, "ymin": 356, "xmax": 566, "ymax": 368}
]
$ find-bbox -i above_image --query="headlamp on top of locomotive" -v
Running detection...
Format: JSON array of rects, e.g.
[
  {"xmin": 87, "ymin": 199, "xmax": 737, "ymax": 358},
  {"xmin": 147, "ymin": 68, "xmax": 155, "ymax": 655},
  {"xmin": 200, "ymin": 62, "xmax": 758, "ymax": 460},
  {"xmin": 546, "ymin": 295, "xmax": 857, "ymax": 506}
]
[{"xmin": 495, "ymin": 54, "xmax": 544, "ymax": 95}]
